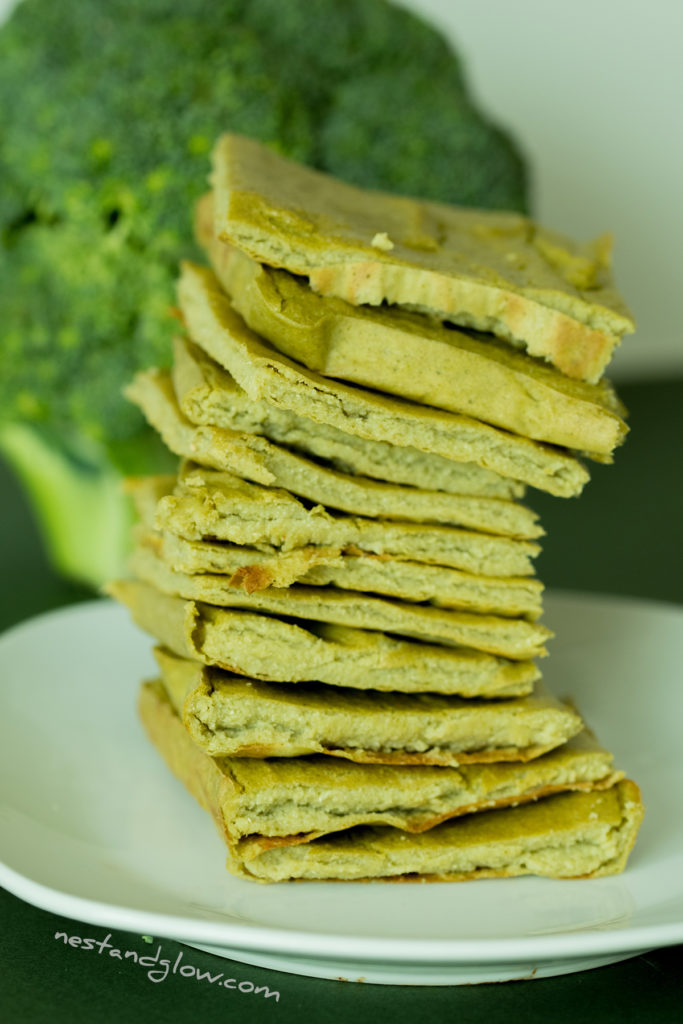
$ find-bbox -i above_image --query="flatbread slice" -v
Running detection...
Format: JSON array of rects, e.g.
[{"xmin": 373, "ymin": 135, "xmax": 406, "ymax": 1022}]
[
  {"xmin": 130, "ymin": 543, "xmax": 551, "ymax": 658},
  {"xmin": 126, "ymin": 368, "xmax": 543, "ymax": 539},
  {"xmin": 151, "ymin": 646, "xmax": 579, "ymax": 765},
  {"xmin": 139, "ymin": 677, "xmax": 623, "ymax": 844},
  {"xmin": 198, "ymin": 200, "xmax": 626, "ymax": 456},
  {"xmin": 110, "ymin": 580, "xmax": 540, "ymax": 697},
  {"xmin": 236, "ymin": 782, "xmax": 643, "ymax": 882},
  {"xmin": 157, "ymin": 464, "xmax": 541, "ymax": 578},
  {"xmin": 134, "ymin": 524, "xmax": 544, "ymax": 620},
  {"xmin": 178, "ymin": 261, "xmax": 590, "ymax": 497},
  {"xmin": 172, "ymin": 335, "xmax": 523, "ymax": 499},
  {"xmin": 210, "ymin": 133, "xmax": 634, "ymax": 383},
  {"xmin": 138, "ymin": 678, "xmax": 643, "ymax": 881}
]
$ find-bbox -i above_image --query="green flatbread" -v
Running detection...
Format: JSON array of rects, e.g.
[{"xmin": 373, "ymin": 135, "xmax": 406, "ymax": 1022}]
[
  {"xmin": 133, "ymin": 521, "xmax": 543, "ymax": 621},
  {"xmin": 151, "ymin": 646, "xmax": 579, "ymax": 765},
  {"xmin": 198, "ymin": 200, "xmax": 626, "ymax": 456},
  {"xmin": 139, "ymin": 677, "xmax": 622, "ymax": 844},
  {"xmin": 137, "ymin": 677, "xmax": 643, "ymax": 882},
  {"xmin": 177, "ymin": 261, "xmax": 590, "ymax": 497},
  {"xmin": 130, "ymin": 543, "xmax": 551, "ymax": 659},
  {"xmin": 110, "ymin": 580, "xmax": 540, "ymax": 698},
  {"xmin": 210, "ymin": 133, "xmax": 634, "ymax": 384},
  {"xmin": 156, "ymin": 463, "xmax": 542, "ymax": 579},
  {"xmin": 172, "ymin": 335, "xmax": 523, "ymax": 499},
  {"xmin": 236, "ymin": 782, "xmax": 643, "ymax": 882},
  {"xmin": 127, "ymin": 368, "xmax": 543, "ymax": 539}
]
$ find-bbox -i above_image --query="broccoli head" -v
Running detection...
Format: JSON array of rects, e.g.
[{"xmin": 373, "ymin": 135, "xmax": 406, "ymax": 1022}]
[{"xmin": 0, "ymin": 0, "xmax": 530, "ymax": 587}]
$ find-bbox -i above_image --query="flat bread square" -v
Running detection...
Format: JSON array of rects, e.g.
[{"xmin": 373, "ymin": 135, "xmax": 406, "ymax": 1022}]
[
  {"xmin": 238, "ymin": 781, "xmax": 643, "ymax": 882},
  {"xmin": 131, "ymin": 519, "xmax": 544, "ymax": 621},
  {"xmin": 129, "ymin": 542, "xmax": 552, "ymax": 659},
  {"xmin": 197, "ymin": 196, "xmax": 627, "ymax": 457},
  {"xmin": 139, "ymin": 677, "xmax": 622, "ymax": 845},
  {"xmin": 150, "ymin": 646, "xmax": 580, "ymax": 766},
  {"xmin": 137, "ymin": 677, "xmax": 642, "ymax": 882},
  {"xmin": 109, "ymin": 580, "xmax": 541, "ymax": 698},
  {"xmin": 210, "ymin": 133, "xmax": 634, "ymax": 384},
  {"xmin": 177, "ymin": 261, "xmax": 591, "ymax": 497},
  {"xmin": 172, "ymin": 335, "xmax": 524, "ymax": 499},
  {"xmin": 126, "ymin": 367, "xmax": 543, "ymax": 540},
  {"xmin": 154, "ymin": 462, "xmax": 542, "ymax": 579}
]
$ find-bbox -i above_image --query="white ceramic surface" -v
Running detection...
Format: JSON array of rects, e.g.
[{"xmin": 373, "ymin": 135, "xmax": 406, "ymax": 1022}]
[{"xmin": 1, "ymin": 594, "xmax": 682, "ymax": 985}]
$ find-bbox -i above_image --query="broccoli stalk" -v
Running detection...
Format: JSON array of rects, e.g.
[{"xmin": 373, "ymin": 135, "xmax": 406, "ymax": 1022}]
[
  {"xmin": 0, "ymin": 0, "xmax": 529, "ymax": 588},
  {"xmin": 0, "ymin": 425, "xmax": 134, "ymax": 587},
  {"xmin": 0, "ymin": 422, "xmax": 177, "ymax": 587}
]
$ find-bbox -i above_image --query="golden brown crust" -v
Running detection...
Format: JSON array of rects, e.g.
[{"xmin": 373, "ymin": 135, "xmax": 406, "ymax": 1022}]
[{"xmin": 227, "ymin": 564, "xmax": 276, "ymax": 593}]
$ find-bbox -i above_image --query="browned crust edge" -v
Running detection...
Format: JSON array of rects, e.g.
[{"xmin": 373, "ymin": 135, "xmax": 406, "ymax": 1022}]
[{"xmin": 238, "ymin": 770, "xmax": 625, "ymax": 855}]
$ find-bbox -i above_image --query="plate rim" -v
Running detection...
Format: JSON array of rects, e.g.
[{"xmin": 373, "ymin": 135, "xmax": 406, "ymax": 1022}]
[
  {"xmin": 2, "ymin": 857, "xmax": 682, "ymax": 964},
  {"xmin": 1, "ymin": 593, "xmax": 682, "ymax": 968}
]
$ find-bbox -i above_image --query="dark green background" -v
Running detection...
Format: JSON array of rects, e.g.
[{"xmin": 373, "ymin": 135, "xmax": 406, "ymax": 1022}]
[{"xmin": 2, "ymin": 376, "xmax": 682, "ymax": 1022}]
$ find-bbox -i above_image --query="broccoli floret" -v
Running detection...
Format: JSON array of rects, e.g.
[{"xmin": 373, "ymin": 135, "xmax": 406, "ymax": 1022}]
[
  {"xmin": 0, "ymin": 0, "xmax": 530, "ymax": 587},
  {"xmin": 320, "ymin": 68, "xmax": 528, "ymax": 211}
]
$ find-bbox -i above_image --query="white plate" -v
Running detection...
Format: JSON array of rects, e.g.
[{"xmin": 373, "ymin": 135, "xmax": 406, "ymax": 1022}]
[{"xmin": 1, "ymin": 593, "xmax": 682, "ymax": 985}]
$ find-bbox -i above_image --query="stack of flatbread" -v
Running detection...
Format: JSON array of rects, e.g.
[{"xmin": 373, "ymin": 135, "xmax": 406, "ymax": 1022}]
[{"xmin": 110, "ymin": 134, "xmax": 643, "ymax": 883}]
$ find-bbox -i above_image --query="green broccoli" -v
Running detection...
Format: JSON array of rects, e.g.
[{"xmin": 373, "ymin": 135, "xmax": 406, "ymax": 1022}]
[{"xmin": 0, "ymin": 0, "xmax": 529, "ymax": 587}]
